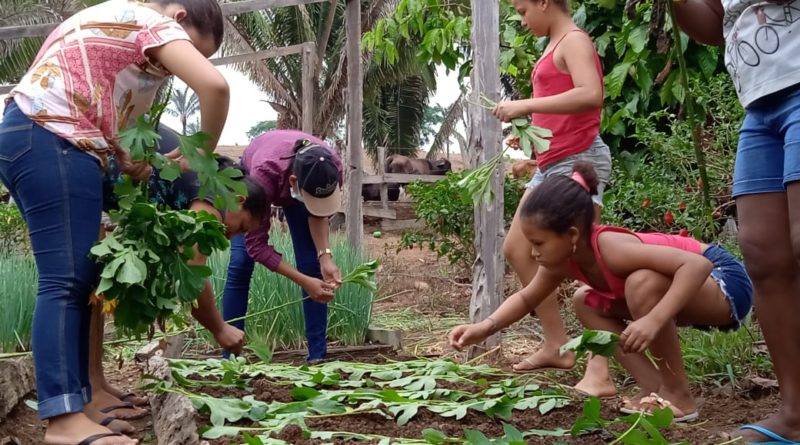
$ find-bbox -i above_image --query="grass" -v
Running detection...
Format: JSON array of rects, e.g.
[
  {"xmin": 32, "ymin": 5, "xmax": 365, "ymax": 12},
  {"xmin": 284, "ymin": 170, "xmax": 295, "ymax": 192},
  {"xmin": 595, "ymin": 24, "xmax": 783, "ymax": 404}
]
[
  {"xmin": 0, "ymin": 252, "xmax": 36, "ymax": 353},
  {"xmin": 208, "ymin": 229, "xmax": 375, "ymax": 351},
  {"xmin": 679, "ymin": 318, "xmax": 772, "ymax": 386}
]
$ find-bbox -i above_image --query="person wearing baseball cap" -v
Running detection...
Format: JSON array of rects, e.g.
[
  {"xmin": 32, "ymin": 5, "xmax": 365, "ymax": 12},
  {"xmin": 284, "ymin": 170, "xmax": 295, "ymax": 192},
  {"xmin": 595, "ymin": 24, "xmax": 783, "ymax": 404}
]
[{"xmin": 221, "ymin": 129, "xmax": 344, "ymax": 363}]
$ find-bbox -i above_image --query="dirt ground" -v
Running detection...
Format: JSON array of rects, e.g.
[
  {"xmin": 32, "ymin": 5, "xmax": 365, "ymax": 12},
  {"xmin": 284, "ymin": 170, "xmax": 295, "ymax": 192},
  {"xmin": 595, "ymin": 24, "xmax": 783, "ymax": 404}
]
[
  {"xmin": 0, "ymin": 363, "xmax": 155, "ymax": 445},
  {"xmin": 0, "ymin": 229, "xmax": 782, "ymax": 444}
]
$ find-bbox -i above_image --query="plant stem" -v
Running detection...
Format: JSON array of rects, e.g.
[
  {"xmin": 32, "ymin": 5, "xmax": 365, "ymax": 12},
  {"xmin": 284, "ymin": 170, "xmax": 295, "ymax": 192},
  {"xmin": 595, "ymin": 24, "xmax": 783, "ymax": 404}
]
[
  {"xmin": 667, "ymin": 0, "xmax": 712, "ymax": 216},
  {"xmin": 610, "ymin": 412, "xmax": 644, "ymax": 445}
]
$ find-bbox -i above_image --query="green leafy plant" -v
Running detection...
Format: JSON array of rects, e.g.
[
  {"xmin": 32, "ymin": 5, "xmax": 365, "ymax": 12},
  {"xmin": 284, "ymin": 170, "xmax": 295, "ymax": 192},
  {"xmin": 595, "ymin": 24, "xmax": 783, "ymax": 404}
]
[
  {"xmin": 0, "ymin": 202, "xmax": 27, "ymax": 251},
  {"xmin": 400, "ymin": 172, "xmax": 524, "ymax": 272},
  {"xmin": 340, "ymin": 259, "xmax": 379, "ymax": 291},
  {"xmin": 571, "ymin": 397, "xmax": 686, "ymax": 445},
  {"xmin": 91, "ymin": 98, "xmax": 246, "ymax": 335},
  {"xmin": 0, "ymin": 252, "xmax": 36, "ymax": 352},
  {"xmin": 560, "ymin": 330, "xmax": 620, "ymax": 360}
]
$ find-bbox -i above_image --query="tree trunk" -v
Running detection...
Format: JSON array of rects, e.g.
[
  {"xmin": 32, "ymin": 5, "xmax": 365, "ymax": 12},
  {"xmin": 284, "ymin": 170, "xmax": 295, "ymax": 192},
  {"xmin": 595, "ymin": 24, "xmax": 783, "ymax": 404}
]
[{"xmin": 467, "ymin": 0, "xmax": 504, "ymax": 357}]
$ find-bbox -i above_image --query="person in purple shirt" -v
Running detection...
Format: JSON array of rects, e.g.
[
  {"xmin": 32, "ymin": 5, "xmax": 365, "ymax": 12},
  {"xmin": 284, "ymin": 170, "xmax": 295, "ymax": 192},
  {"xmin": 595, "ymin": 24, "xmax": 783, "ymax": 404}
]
[{"xmin": 223, "ymin": 129, "xmax": 343, "ymax": 362}]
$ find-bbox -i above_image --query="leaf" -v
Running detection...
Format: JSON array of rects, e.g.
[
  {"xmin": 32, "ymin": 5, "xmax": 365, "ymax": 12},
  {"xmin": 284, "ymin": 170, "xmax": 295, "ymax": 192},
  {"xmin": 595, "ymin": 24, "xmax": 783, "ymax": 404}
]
[
  {"xmin": 340, "ymin": 260, "xmax": 380, "ymax": 291},
  {"xmin": 627, "ymin": 25, "xmax": 648, "ymax": 54},
  {"xmin": 503, "ymin": 424, "xmax": 525, "ymax": 444},
  {"xmin": 201, "ymin": 425, "xmax": 246, "ymax": 439},
  {"xmin": 117, "ymin": 252, "xmax": 147, "ymax": 284},
  {"xmin": 560, "ymin": 330, "xmax": 620, "ymax": 360},
  {"xmin": 291, "ymin": 386, "xmax": 321, "ymax": 401},
  {"xmin": 389, "ymin": 403, "xmax": 420, "ymax": 426},
  {"xmin": 247, "ymin": 343, "xmax": 273, "ymax": 363},
  {"xmin": 539, "ymin": 397, "xmax": 557, "ymax": 415},
  {"xmin": 606, "ymin": 62, "xmax": 632, "ymax": 99},
  {"xmin": 464, "ymin": 429, "xmax": 492, "ymax": 445}
]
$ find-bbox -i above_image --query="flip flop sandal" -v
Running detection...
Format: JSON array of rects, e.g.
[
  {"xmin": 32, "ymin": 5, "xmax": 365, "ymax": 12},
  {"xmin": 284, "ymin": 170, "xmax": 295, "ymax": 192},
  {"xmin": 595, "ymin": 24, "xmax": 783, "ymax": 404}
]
[
  {"xmin": 99, "ymin": 402, "xmax": 148, "ymax": 420},
  {"xmin": 119, "ymin": 393, "xmax": 148, "ymax": 407},
  {"xmin": 739, "ymin": 424, "xmax": 799, "ymax": 444},
  {"xmin": 621, "ymin": 393, "xmax": 699, "ymax": 423},
  {"xmin": 78, "ymin": 433, "xmax": 123, "ymax": 445}
]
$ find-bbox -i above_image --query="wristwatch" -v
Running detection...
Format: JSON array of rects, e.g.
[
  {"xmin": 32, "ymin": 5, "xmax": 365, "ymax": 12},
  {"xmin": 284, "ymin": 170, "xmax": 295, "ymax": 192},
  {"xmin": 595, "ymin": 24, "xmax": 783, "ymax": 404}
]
[{"xmin": 317, "ymin": 248, "xmax": 333, "ymax": 259}]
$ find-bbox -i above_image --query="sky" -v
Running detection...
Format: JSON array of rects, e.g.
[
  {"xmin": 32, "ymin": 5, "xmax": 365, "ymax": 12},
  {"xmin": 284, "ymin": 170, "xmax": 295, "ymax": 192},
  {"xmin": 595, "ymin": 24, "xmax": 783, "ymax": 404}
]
[{"xmin": 1, "ymin": 64, "xmax": 526, "ymax": 158}]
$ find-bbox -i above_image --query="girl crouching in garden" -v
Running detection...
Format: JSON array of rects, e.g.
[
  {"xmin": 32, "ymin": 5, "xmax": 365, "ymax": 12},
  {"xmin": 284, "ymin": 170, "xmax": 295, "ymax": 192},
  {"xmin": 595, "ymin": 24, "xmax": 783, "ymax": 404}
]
[{"xmin": 449, "ymin": 162, "xmax": 752, "ymax": 422}]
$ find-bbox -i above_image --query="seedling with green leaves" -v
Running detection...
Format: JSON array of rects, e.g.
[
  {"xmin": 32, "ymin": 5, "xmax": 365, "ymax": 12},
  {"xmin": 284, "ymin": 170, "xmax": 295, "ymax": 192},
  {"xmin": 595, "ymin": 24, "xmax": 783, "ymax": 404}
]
[{"xmin": 560, "ymin": 329, "xmax": 620, "ymax": 360}]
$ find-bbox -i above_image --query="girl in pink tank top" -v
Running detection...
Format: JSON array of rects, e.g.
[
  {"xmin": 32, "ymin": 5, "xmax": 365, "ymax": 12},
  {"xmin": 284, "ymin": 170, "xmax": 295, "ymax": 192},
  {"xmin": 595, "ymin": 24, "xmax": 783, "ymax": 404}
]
[{"xmin": 449, "ymin": 162, "xmax": 752, "ymax": 423}]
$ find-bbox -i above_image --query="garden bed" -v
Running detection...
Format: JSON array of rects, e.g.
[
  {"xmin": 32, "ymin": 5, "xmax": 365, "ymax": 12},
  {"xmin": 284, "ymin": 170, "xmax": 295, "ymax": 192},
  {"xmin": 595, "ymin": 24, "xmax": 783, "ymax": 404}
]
[{"xmin": 153, "ymin": 353, "xmax": 781, "ymax": 445}]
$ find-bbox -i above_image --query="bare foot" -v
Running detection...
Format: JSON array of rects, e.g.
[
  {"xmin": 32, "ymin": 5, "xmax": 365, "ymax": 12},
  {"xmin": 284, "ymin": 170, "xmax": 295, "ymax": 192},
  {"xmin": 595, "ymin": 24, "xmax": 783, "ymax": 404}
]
[
  {"xmin": 513, "ymin": 348, "xmax": 575, "ymax": 372},
  {"xmin": 573, "ymin": 374, "xmax": 617, "ymax": 398},
  {"xmin": 88, "ymin": 389, "xmax": 148, "ymax": 420},
  {"xmin": 731, "ymin": 411, "xmax": 800, "ymax": 444},
  {"xmin": 84, "ymin": 403, "xmax": 135, "ymax": 434},
  {"xmin": 44, "ymin": 412, "xmax": 137, "ymax": 445}
]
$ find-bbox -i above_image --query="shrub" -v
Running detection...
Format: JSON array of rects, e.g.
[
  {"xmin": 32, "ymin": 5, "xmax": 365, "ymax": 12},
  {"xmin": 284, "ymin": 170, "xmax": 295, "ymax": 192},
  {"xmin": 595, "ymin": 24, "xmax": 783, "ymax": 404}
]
[
  {"xmin": 0, "ymin": 202, "xmax": 28, "ymax": 252},
  {"xmin": 399, "ymin": 170, "xmax": 525, "ymax": 272},
  {"xmin": 602, "ymin": 75, "xmax": 741, "ymax": 240}
]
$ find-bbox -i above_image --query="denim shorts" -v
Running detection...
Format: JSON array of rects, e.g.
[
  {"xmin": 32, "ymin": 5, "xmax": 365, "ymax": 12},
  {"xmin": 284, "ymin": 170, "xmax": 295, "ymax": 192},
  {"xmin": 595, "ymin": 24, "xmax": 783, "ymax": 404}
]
[
  {"xmin": 701, "ymin": 244, "xmax": 753, "ymax": 330},
  {"xmin": 733, "ymin": 83, "xmax": 800, "ymax": 197},
  {"xmin": 526, "ymin": 135, "xmax": 612, "ymax": 206}
]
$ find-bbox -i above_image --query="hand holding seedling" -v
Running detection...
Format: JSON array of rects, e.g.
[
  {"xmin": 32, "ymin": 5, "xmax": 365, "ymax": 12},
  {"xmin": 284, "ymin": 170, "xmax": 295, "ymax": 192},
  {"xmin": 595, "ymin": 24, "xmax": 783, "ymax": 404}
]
[
  {"xmin": 620, "ymin": 315, "xmax": 661, "ymax": 353},
  {"xmin": 320, "ymin": 255, "xmax": 342, "ymax": 289},
  {"xmin": 492, "ymin": 100, "xmax": 529, "ymax": 122},
  {"xmin": 213, "ymin": 323, "xmax": 245, "ymax": 355},
  {"xmin": 448, "ymin": 321, "xmax": 492, "ymax": 351},
  {"xmin": 304, "ymin": 277, "xmax": 336, "ymax": 303}
]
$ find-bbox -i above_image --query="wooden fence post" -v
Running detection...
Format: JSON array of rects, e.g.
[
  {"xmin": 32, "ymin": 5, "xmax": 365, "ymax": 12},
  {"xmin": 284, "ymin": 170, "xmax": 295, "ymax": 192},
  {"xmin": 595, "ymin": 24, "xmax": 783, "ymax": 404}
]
[
  {"xmin": 301, "ymin": 42, "xmax": 317, "ymax": 135},
  {"xmin": 378, "ymin": 146, "xmax": 388, "ymax": 210},
  {"xmin": 468, "ymin": 0, "xmax": 504, "ymax": 356},
  {"xmin": 344, "ymin": 0, "xmax": 363, "ymax": 249}
]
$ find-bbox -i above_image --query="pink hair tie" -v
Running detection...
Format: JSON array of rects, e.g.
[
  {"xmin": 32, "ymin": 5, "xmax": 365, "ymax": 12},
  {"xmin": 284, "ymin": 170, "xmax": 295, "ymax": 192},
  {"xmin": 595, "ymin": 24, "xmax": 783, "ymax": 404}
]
[{"xmin": 571, "ymin": 171, "xmax": 590, "ymax": 192}]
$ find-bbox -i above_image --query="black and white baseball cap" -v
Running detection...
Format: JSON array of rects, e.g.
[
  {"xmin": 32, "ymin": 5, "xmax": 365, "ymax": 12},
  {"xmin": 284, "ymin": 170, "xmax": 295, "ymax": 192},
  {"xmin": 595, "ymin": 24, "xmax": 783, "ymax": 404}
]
[{"xmin": 292, "ymin": 141, "xmax": 342, "ymax": 217}]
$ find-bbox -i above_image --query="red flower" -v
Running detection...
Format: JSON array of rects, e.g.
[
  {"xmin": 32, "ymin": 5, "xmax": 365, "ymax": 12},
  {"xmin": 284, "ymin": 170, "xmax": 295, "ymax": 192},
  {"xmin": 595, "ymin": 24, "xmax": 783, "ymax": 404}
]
[
  {"xmin": 712, "ymin": 211, "xmax": 721, "ymax": 218},
  {"xmin": 664, "ymin": 211, "xmax": 674, "ymax": 226},
  {"xmin": 642, "ymin": 199, "xmax": 651, "ymax": 208},
  {"xmin": 679, "ymin": 228, "xmax": 689, "ymax": 237},
  {"xmin": 697, "ymin": 177, "xmax": 704, "ymax": 189},
  {"xmin": 678, "ymin": 202, "xmax": 686, "ymax": 211}
]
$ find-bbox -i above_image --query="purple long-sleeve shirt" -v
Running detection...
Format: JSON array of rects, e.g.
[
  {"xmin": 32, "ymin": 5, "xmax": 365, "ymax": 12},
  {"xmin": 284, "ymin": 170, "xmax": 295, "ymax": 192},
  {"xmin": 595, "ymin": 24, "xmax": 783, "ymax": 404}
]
[{"xmin": 242, "ymin": 130, "xmax": 342, "ymax": 271}]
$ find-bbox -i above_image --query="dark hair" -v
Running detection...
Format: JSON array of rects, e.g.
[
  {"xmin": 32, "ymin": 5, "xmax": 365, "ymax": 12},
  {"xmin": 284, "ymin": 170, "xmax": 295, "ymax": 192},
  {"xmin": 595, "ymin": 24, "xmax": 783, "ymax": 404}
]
[
  {"xmin": 528, "ymin": 0, "xmax": 570, "ymax": 13},
  {"xmin": 520, "ymin": 161, "xmax": 598, "ymax": 235},
  {"xmin": 241, "ymin": 176, "xmax": 267, "ymax": 221},
  {"xmin": 154, "ymin": 0, "xmax": 224, "ymax": 50},
  {"xmin": 214, "ymin": 155, "xmax": 268, "ymax": 221}
]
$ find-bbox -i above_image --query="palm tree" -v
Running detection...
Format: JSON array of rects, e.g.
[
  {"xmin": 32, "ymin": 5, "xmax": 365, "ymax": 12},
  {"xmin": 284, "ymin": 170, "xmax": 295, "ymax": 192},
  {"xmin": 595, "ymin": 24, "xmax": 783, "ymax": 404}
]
[
  {"xmin": 166, "ymin": 86, "xmax": 200, "ymax": 135},
  {"xmin": 221, "ymin": 0, "xmax": 437, "ymax": 161},
  {"xmin": 0, "ymin": 0, "xmax": 89, "ymax": 83}
]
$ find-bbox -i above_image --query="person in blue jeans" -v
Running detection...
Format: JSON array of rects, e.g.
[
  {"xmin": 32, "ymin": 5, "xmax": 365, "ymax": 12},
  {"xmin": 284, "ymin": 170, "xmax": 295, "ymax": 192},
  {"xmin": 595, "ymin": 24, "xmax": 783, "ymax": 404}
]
[{"xmin": 222, "ymin": 130, "xmax": 343, "ymax": 363}]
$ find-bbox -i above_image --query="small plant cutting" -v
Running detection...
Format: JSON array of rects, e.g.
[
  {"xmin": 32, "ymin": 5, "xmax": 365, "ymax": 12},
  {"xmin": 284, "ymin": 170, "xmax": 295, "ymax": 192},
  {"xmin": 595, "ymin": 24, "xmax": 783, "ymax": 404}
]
[
  {"xmin": 339, "ymin": 259, "xmax": 380, "ymax": 291},
  {"xmin": 91, "ymin": 99, "xmax": 246, "ymax": 335},
  {"xmin": 560, "ymin": 330, "xmax": 620, "ymax": 360},
  {"xmin": 457, "ymin": 94, "xmax": 551, "ymax": 205}
]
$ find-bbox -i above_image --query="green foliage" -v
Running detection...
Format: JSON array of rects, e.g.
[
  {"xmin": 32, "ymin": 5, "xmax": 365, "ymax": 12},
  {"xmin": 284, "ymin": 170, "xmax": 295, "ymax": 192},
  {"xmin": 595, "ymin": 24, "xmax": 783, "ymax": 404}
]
[
  {"xmin": 156, "ymin": 358, "xmax": 569, "ymax": 442},
  {"xmin": 679, "ymin": 319, "xmax": 772, "ymax": 387},
  {"xmin": 0, "ymin": 252, "xmax": 36, "ymax": 353},
  {"xmin": 247, "ymin": 120, "xmax": 277, "ymax": 140},
  {"xmin": 400, "ymin": 171, "xmax": 524, "ymax": 272},
  {"xmin": 0, "ymin": 202, "xmax": 27, "ymax": 251},
  {"xmin": 340, "ymin": 260, "xmax": 379, "ymax": 292},
  {"xmin": 91, "ymin": 201, "xmax": 229, "ymax": 334},
  {"xmin": 93, "ymin": 98, "xmax": 246, "ymax": 335},
  {"xmin": 362, "ymin": 0, "xmax": 471, "ymax": 74},
  {"xmin": 571, "ymin": 397, "xmax": 685, "ymax": 444},
  {"xmin": 560, "ymin": 330, "xmax": 620, "ymax": 360},
  {"xmin": 208, "ymin": 231, "xmax": 376, "ymax": 348},
  {"xmin": 602, "ymin": 75, "xmax": 740, "ymax": 240}
]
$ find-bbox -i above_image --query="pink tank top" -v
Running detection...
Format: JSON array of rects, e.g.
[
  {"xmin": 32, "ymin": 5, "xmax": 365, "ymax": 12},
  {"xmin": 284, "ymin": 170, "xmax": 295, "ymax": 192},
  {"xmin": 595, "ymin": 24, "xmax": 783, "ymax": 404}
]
[
  {"xmin": 531, "ymin": 29, "xmax": 603, "ymax": 169},
  {"xmin": 568, "ymin": 225, "xmax": 702, "ymax": 310}
]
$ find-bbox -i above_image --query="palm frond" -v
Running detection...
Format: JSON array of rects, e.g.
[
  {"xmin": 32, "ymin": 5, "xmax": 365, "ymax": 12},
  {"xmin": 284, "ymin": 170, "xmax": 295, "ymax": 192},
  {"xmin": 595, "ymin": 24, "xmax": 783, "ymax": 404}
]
[{"xmin": 427, "ymin": 93, "xmax": 465, "ymax": 160}]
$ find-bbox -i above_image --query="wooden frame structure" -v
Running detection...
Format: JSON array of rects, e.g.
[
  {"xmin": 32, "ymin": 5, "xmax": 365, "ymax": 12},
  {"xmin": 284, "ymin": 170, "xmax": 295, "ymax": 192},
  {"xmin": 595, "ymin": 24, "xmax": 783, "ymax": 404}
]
[{"xmin": 0, "ymin": 0, "xmax": 366, "ymax": 249}]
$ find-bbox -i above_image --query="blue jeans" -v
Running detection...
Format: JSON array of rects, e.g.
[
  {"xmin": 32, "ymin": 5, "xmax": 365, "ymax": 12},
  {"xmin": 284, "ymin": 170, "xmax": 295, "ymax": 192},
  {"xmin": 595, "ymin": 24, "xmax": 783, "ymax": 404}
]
[
  {"xmin": 733, "ymin": 84, "xmax": 800, "ymax": 197},
  {"xmin": 222, "ymin": 203, "xmax": 328, "ymax": 360},
  {"xmin": 0, "ymin": 102, "xmax": 101, "ymax": 419}
]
